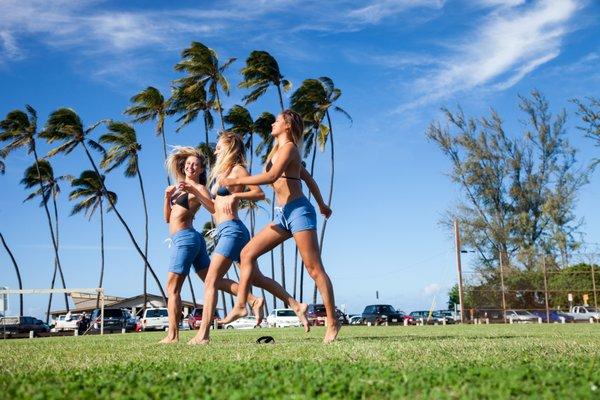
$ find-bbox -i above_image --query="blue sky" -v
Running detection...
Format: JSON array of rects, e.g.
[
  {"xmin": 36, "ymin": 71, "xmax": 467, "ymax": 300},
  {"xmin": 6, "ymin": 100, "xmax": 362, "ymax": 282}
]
[{"xmin": 1, "ymin": 0, "xmax": 599, "ymax": 318}]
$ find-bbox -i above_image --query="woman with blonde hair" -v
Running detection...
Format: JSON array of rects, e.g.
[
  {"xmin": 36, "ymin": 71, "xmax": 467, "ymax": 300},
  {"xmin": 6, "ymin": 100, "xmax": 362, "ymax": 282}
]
[
  {"xmin": 219, "ymin": 110, "xmax": 340, "ymax": 343},
  {"xmin": 161, "ymin": 146, "xmax": 265, "ymax": 343},
  {"xmin": 189, "ymin": 132, "xmax": 310, "ymax": 345}
]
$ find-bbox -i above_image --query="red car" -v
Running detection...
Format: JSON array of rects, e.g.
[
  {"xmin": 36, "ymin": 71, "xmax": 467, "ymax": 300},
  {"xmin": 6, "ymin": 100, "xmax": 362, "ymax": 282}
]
[
  {"xmin": 187, "ymin": 307, "xmax": 221, "ymax": 330},
  {"xmin": 307, "ymin": 304, "xmax": 349, "ymax": 326}
]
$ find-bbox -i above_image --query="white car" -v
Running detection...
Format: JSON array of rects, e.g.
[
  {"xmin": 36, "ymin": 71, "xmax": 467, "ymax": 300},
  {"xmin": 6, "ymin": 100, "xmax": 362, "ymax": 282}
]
[
  {"xmin": 140, "ymin": 308, "xmax": 169, "ymax": 331},
  {"xmin": 266, "ymin": 308, "xmax": 302, "ymax": 328},
  {"xmin": 349, "ymin": 316, "xmax": 363, "ymax": 325},
  {"xmin": 224, "ymin": 316, "xmax": 265, "ymax": 330},
  {"xmin": 505, "ymin": 310, "xmax": 538, "ymax": 323},
  {"xmin": 54, "ymin": 313, "xmax": 84, "ymax": 331},
  {"xmin": 567, "ymin": 306, "xmax": 600, "ymax": 321}
]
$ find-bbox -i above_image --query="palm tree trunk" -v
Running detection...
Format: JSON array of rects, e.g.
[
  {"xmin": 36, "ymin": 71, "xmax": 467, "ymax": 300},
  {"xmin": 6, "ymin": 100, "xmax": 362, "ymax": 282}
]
[
  {"xmin": 46, "ymin": 196, "xmax": 60, "ymax": 323},
  {"xmin": 159, "ymin": 118, "xmax": 170, "ymax": 186},
  {"xmin": 0, "ymin": 232, "xmax": 23, "ymax": 316},
  {"xmin": 214, "ymin": 87, "xmax": 225, "ymax": 131},
  {"xmin": 276, "ymin": 85, "xmax": 285, "ymax": 112},
  {"xmin": 293, "ymin": 246, "xmax": 298, "ymax": 299},
  {"xmin": 32, "ymin": 146, "xmax": 69, "ymax": 312},
  {"xmin": 203, "ymin": 113, "xmax": 210, "ymax": 146},
  {"xmin": 96, "ymin": 198, "xmax": 105, "ymax": 308},
  {"xmin": 313, "ymin": 111, "xmax": 335, "ymax": 304},
  {"xmin": 80, "ymin": 142, "xmax": 167, "ymax": 302},
  {"xmin": 135, "ymin": 161, "xmax": 150, "ymax": 312},
  {"xmin": 188, "ymin": 277, "xmax": 197, "ymax": 308}
]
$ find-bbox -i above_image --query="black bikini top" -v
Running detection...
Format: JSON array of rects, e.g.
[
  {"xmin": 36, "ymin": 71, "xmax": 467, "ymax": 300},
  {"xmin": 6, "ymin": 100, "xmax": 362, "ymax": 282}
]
[
  {"xmin": 266, "ymin": 161, "xmax": 301, "ymax": 181},
  {"xmin": 216, "ymin": 186, "xmax": 231, "ymax": 197},
  {"xmin": 171, "ymin": 192, "xmax": 190, "ymax": 210}
]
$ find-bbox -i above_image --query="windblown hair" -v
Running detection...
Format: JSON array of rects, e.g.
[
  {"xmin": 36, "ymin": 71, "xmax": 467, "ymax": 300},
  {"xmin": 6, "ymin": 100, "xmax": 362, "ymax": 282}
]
[
  {"xmin": 208, "ymin": 132, "xmax": 246, "ymax": 193},
  {"xmin": 165, "ymin": 146, "xmax": 206, "ymax": 184},
  {"xmin": 266, "ymin": 109, "xmax": 304, "ymax": 164}
]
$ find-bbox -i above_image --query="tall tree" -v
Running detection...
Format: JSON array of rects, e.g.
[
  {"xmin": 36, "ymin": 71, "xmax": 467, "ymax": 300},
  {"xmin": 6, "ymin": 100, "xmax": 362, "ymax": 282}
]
[
  {"xmin": 573, "ymin": 96, "xmax": 600, "ymax": 170},
  {"xmin": 21, "ymin": 160, "xmax": 71, "ymax": 322},
  {"xmin": 69, "ymin": 170, "xmax": 117, "ymax": 307},
  {"xmin": 174, "ymin": 41, "xmax": 235, "ymax": 130},
  {"xmin": 124, "ymin": 87, "xmax": 171, "ymax": 185},
  {"xmin": 40, "ymin": 108, "xmax": 167, "ymax": 302},
  {"xmin": 169, "ymin": 80, "xmax": 214, "ymax": 146},
  {"xmin": 239, "ymin": 50, "xmax": 291, "ymax": 110},
  {"xmin": 427, "ymin": 91, "xmax": 588, "ymax": 281},
  {"xmin": 291, "ymin": 77, "xmax": 351, "ymax": 303},
  {"xmin": 0, "ymin": 232, "xmax": 23, "ymax": 316},
  {"xmin": 0, "ymin": 106, "xmax": 70, "ymax": 311},
  {"xmin": 99, "ymin": 121, "xmax": 151, "ymax": 311}
]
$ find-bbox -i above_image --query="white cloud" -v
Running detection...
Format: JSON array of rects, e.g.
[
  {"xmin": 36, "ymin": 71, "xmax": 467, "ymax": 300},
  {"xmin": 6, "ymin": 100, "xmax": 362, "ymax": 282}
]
[
  {"xmin": 423, "ymin": 283, "xmax": 443, "ymax": 296},
  {"xmin": 345, "ymin": 0, "xmax": 445, "ymax": 25},
  {"xmin": 397, "ymin": 0, "xmax": 581, "ymax": 111}
]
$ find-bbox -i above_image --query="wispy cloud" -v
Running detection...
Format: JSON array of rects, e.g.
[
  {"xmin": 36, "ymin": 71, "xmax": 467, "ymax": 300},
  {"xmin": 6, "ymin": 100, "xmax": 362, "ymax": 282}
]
[{"xmin": 396, "ymin": 0, "xmax": 581, "ymax": 111}]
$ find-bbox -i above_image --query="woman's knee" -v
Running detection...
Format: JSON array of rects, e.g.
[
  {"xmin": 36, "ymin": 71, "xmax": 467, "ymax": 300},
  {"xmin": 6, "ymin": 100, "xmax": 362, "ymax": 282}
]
[
  {"xmin": 240, "ymin": 248, "xmax": 257, "ymax": 265},
  {"xmin": 305, "ymin": 262, "xmax": 326, "ymax": 280}
]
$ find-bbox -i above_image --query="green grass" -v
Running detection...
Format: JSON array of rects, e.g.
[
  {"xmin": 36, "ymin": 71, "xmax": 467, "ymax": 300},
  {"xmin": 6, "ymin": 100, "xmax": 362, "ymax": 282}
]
[{"xmin": 1, "ymin": 324, "xmax": 599, "ymax": 399}]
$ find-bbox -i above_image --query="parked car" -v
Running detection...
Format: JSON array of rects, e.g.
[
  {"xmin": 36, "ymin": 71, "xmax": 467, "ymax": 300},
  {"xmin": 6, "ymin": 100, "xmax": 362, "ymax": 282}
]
[
  {"xmin": 566, "ymin": 306, "xmax": 600, "ymax": 321},
  {"xmin": 307, "ymin": 304, "xmax": 349, "ymax": 326},
  {"xmin": 362, "ymin": 305, "xmax": 407, "ymax": 325},
  {"xmin": 54, "ymin": 313, "xmax": 85, "ymax": 331},
  {"xmin": 187, "ymin": 307, "xmax": 221, "ymax": 330},
  {"xmin": 348, "ymin": 315, "xmax": 363, "ymax": 325},
  {"xmin": 139, "ymin": 308, "xmax": 169, "ymax": 331},
  {"xmin": 432, "ymin": 310, "xmax": 456, "ymax": 324},
  {"xmin": 89, "ymin": 308, "xmax": 137, "ymax": 332},
  {"xmin": 224, "ymin": 316, "xmax": 266, "ymax": 329},
  {"xmin": 531, "ymin": 310, "xmax": 574, "ymax": 323},
  {"xmin": 505, "ymin": 310, "xmax": 539, "ymax": 323},
  {"xmin": 266, "ymin": 308, "xmax": 302, "ymax": 328},
  {"xmin": 0, "ymin": 316, "xmax": 50, "ymax": 334}
]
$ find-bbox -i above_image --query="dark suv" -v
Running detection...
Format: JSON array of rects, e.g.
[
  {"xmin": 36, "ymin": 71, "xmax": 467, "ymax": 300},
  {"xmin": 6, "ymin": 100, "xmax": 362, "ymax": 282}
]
[
  {"xmin": 307, "ymin": 304, "xmax": 349, "ymax": 326},
  {"xmin": 0, "ymin": 316, "xmax": 50, "ymax": 335},
  {"xmin": 362, "ymin": 305, "xmax": 407, "ymax": 325},
  {"xmin": 89, "ymin": 308, "xmax": 137, "ymax": 332}
]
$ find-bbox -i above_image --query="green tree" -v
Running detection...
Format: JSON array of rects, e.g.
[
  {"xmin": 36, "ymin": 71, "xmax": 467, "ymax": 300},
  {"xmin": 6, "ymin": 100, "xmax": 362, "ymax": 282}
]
[
  {"xmin": 0, "ymin": 232, "xmax": 23, "ymax": 316},
  {"xmin": 40, "ymin": 108, "xmax": 167, "ymax": 302},
  {"xmin": 124, "ymin": 87, "xmax": 171, "ymax": 185},
  {"xmin": 99, "ymin": 121, "xmax": 151, "ymax": 311},
  {"xmin": 169, "ymin": 79, "xmax": 214, "ymax": 146},
  {"xmin": 174, "ymin": 41, "xmax": 235, "ymax": 130},
  {"xmin": 427, "ymin": 91, "xmax": 587, "ymax": 273},
  {"xmin": 0, "ymin": 106, "xmax": 70, "ymax": 311},
  {"xmin": 239, "ymin": 50, "xmax": 291, "ymax": 110},
  {"xmin": 69, "ymin": 170, "xmax": 117, "ymax": 307},
  {"xmin": 448, "ymin": 284, "xmax": 459, "ymax": 310},
  {"xmin": 21, "ymin": 160, "xmax": 72, "ymax": 322},
  {"xmin": 572, "ymin": 97, "xmax": 600, "ymax": 170}
]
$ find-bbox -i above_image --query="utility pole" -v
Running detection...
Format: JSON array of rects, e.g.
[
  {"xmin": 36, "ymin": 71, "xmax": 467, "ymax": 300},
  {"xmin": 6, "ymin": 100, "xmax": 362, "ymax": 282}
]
[
  {"xmin": 592, "ymin": 264, "xmax": 598, "ymax": 309},
  {"xmin": 453, "ymin": 220, "xmax": 465, "ymax": 323},
  {"xmin": 542, "ymin": 254, "xmax": 550, "ymax": 324},
  {"xmin": 499, "ymin": 250, "xmax": 508, "ymax": 324}
]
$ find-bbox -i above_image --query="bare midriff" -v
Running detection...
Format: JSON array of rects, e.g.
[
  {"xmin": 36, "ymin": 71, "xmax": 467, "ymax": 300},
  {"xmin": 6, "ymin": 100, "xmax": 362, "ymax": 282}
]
[
  {"xmin": 213, "ymin": 185, "xmax": 243, "ymax": 225},
  {"xmin": 271, "ymin": 153, "xmax": 304, "ymax": 207},
  {"xmin": 169, "ymin": 198, "xmax": 201, "ymax": 235}
]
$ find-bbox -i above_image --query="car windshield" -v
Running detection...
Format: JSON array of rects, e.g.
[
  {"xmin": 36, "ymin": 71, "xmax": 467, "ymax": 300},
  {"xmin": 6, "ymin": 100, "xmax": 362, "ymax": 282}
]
[
  {"xmin": 514, "ymin": 311, "xmax": 532, "ymax": 316},
  {"xmin": 146, "ymin": 309, "xmax": 168, "ymax": 318},
  {"xmin": 379, "ymin": 306, "xmax": 395, "ymax": 313},
  {"xmin": 277, "ymin": 310, "xmax": 296, "ymax": 317},
  {"xmin": 103, "ymin": 310, "xmax": 123, "ymax": 318},
  {"xmin": 586, "ymin": 308, "xmax": 598, "ymax": 312},
  {"xmin": 312, "ymin": 305, "xmax": 326, "ymax": 313}
]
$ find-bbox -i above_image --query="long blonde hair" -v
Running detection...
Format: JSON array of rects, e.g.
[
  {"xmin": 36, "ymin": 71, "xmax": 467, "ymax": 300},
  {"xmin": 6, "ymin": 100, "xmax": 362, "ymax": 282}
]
[
  {"xmin": 208, "ymin": 132, "xmax": 246, "ymax": 193},
  {"xmin": 165, "ymin": 146, "xmax": 206, "ymax": 184},
  {"xmin": 266, "ymin": 109, "xmax": 304, "ymax": 165}
]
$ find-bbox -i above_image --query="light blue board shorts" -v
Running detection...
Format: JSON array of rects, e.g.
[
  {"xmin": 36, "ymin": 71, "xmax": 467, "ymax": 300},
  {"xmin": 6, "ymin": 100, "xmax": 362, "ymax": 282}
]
[
  {"xmin": 214, "ymin": 219, "xmax": 250, "ymax": 262},
  {"xmin": 168, "ymin": 228, "xmax": 210, "ymax": 276},
  {"xmin": 273, "ymin": 196, "xmax": 317, "ymax": 234}
]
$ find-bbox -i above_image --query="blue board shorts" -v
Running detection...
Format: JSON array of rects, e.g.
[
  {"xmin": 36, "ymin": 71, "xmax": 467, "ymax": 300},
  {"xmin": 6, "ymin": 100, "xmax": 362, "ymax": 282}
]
[
  {"xmin": 273, "ymin": 196, "xmax": 317, "ymax": 234},
  {"xmin": 168, "ymin": 228, "xmax": 210, "ymax": 276},
  {"xmin": 214, "ymin": 219, "xmax": 251, "ymax": 262}
]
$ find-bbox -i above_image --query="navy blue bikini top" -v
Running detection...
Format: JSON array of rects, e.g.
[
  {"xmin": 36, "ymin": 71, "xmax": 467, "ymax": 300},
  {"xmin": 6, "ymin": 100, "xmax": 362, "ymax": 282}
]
[
  {"xmin": 170, "ymin": 192, "xmax": 190, "ymax": 210},
  {"xmin": 216, "ymin": 186, "xmax": 231, "ymax": 197}
]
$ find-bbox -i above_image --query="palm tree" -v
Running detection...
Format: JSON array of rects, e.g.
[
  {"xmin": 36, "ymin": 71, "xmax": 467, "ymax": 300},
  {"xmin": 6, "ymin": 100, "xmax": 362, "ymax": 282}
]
[
  {"xmin": 40, "ymin": 108, "xmax": 167, "ymax": 302},
  {"xmin": 0, "ymin": 232, "xmax": 23, "ymax": 316},
  {"xmin": 239, "ymin": 50, "xmax": 291, "ymax": 111},
  {"xmin": 169, "ymin": 80, "xmax": 214, "ymax": 146},
  {"xmin": 21, "ymin": 160, "xmax": 72, "ymax": 322},
  {"xmin": 291, "ymin": 78, "xmax": 351, "ymax": 302},
  {"xmin": 0, "ymin": 158, "xmax": 4, "ymax": 174},
  {"xmin": 0, "ymin": 106, "xmax": 70, "ymax": 311},
  {"xmin": 98, "ymin": 121, "xmax": 152, "ymax": 311},
  {"xmin": 174, "ymin": 41, "xmax": 236, "ymax": 130},
  {"xmin": 124, "ymin": 87, "xmax": 171, "ymax": 185},
  {"xmin": 69, "ymin": 170, "xmax": 117, "ymax": 307}
]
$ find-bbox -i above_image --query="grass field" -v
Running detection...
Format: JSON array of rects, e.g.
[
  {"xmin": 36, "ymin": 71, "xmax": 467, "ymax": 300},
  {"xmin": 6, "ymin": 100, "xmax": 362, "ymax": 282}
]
[{"xmin": 1, "ymin": 324, "xmax": 599, "ymax": 399}]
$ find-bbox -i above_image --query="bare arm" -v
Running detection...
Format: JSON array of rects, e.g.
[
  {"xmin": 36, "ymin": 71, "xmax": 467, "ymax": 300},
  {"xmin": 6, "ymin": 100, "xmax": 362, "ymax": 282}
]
[
  {"xmin": 300, "ymin": 167, "xmax": 332, "ymax": 218},
  {"xmin": 178, "ymin": 182, "xmax": 215, "ymax": 214},
  {"xmin": 164, "ymin": 185, "xmax": 176, "ymax": 223},
  {"xmin": 221, "ymin": 144, "xmax": 295, "ymax": 186},
  {"xmin": 230, "ymin": 166, "xmax": 265, "ymax": 202}
]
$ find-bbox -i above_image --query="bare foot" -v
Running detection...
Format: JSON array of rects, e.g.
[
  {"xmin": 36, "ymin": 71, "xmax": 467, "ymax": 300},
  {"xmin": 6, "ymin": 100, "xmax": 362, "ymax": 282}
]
[
  {"xmin": 219, "ymin": 305, "xmax": 248, "ymax": 325},
  {"xmin": 159, "ymin": 336, "xmax": 179, "ymax": 344},
  {"xmin": 323, "ymin": 322, "xmax": 341, "ymax": 344},
  {"xmin": 251, "ymin": 297, "xmax": 265, "ymax": 327},
  {"xmin": 188, "ymin": 336, "xmax": 210, "ymax": 346},
  {"xmin": 292, "ymin": 302, "xmax": 310, "ymax": 333}
]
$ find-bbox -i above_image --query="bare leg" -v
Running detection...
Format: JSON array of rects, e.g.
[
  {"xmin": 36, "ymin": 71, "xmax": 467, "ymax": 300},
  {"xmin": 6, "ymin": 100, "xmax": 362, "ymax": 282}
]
[
  {"xmin": 196, "ymin": 268, "xmax": 262, "ymax": 313},
  {"xmin": 160, "ymin": 272, "xmax": 185, "ymax": 344},
  {"xmin": 252, "ymin": 268, "xmax": 309, "ymax": 332},
  {"xmin": 189, "ymin": 254, "xmax": 232, "ymax": 345},
  {"xmin": 294, "ymin": 230, "xmax": 340, "ymax": 343},
  {"xmin": 220, "ymin": 224, "xmax": 289, "ymax": 325}
]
